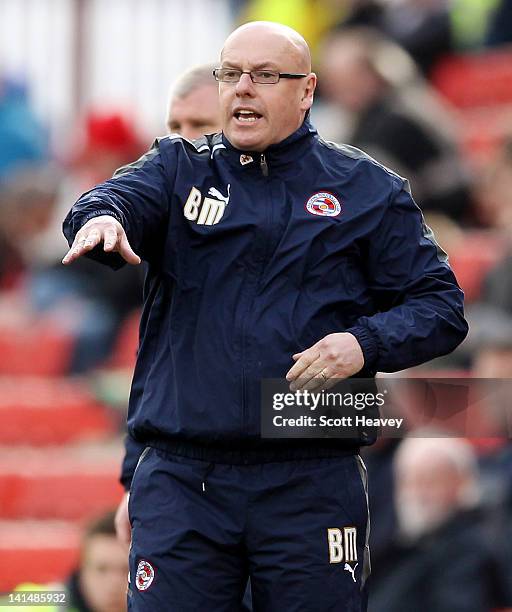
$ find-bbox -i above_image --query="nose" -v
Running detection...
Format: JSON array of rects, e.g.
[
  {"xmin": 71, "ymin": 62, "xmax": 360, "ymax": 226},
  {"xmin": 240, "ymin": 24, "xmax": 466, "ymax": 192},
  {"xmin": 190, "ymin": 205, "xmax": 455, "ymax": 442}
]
[{"xmin": 235, "ymin": 72, "xmax": 255, "ymax": 97}]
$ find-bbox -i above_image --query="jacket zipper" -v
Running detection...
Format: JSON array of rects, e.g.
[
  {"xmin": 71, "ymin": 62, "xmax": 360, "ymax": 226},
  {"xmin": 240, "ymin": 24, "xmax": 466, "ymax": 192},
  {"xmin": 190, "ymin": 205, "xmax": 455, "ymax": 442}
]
[
  {"xmin": 241, "ymin": 154, "xmax": 269, "ymax": 434},
  {"xmin": 260, "ymin": 153, "xmax": 268, "ymax": 176}
]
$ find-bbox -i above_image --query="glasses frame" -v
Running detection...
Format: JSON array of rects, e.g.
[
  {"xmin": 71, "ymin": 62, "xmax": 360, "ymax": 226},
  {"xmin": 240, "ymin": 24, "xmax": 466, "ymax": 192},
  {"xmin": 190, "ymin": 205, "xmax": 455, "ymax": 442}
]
[{"xmin": 213, "ymin": 68, "xmax": 308, "ymax": 84}]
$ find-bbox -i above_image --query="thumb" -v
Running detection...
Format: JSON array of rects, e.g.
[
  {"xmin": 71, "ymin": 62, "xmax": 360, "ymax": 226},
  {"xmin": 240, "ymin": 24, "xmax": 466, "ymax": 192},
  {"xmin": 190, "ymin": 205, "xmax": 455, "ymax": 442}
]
[{"xmin": 118, "ymin": 232, "xmax": 141, "ymax": 265}]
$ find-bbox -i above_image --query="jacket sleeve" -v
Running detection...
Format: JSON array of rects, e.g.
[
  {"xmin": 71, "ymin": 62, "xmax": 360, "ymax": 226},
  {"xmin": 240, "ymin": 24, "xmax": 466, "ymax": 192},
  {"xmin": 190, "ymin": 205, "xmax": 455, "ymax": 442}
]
[
  {"xmin": 120, "ymin": 433, "xmax": 147, "ymax": 491},
  {"xmin": 62, "ymin": 138, "xmax": 175, "ymax": 269},
  {"xmin": 346, "ymin": 178, "xmax": 468, "ymax": 373}
]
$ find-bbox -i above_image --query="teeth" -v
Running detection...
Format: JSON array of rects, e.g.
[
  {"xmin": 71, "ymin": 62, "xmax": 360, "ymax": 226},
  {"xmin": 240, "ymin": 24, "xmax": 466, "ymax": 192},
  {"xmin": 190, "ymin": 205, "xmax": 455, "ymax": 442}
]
[{"xmin": 236, "ymin": 110, "xmax": 259, "ymax": 122}]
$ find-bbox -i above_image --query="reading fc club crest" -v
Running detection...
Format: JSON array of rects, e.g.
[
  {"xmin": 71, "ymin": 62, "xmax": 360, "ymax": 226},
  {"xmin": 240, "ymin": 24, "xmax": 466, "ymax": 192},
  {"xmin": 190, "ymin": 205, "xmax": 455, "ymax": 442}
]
[
  {"xmin": 306, "ymin": 192, "xmax": 342, "ymax": 217},
  {"xmin": 136, "ymin": 559, "xmax": 155, "ymax": 591}
]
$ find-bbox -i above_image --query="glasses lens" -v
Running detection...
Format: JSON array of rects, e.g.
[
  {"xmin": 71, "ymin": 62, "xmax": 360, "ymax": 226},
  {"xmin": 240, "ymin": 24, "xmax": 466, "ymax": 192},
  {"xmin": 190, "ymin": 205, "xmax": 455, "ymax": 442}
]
[
  {"xmin": 216, "ymin": 69, "xmax": 241, "ymax": 82},
  {"xmin": 252, "ymin": 70, "xmax": 279, "ymax": 84}
]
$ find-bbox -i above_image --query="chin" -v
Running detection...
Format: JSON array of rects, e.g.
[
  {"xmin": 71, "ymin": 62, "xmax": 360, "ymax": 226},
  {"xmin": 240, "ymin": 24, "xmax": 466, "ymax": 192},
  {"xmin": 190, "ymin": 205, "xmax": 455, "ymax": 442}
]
[{"xmin": 226, "ymin": 126, "xmax": 267, "ymax": 152}]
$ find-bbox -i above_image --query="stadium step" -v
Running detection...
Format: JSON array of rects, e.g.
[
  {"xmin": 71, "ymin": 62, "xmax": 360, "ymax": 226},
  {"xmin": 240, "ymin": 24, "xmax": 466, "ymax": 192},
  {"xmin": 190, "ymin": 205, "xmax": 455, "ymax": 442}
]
[
  {"xmin": 432, "ymin": 49, "xmax": 512, "ymax": 108},
  {"xmin": 449, "ymin": 232, "xmax": 507, "ymax": 302},
  {"xmin": 0, "ymin": 520, "xmax": 81, "ymax": 591},
  {"xmin": 0, "ymin": 443, "xmax": 125, "ymax": 520},
  {"xmin": 0, "ymin": 323, "xmax": 72, "ymax": 376},
  {"xmin": 432, "ymin": 50, "xmax": 512, "ymax": 164},
  {"xmin": 0, "ymin": 377, "xmax": 118, "ymax": 445}
]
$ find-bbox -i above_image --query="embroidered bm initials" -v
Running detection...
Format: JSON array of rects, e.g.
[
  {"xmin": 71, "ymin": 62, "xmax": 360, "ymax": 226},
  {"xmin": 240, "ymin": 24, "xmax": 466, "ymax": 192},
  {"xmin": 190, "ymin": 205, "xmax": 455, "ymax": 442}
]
[
  {"xmin": 327, "ymin": 527, "xmax": 357, "ymax": 564},
  {"xmin": 184, "ymin": 185, "xmax": 230, "ymax": 226}
]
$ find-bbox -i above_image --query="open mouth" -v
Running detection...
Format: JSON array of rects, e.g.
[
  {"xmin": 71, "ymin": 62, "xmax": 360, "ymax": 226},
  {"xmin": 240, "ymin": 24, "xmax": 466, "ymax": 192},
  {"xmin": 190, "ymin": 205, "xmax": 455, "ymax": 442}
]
[{"xmin": 234, "ymin": 110, "xmax": 262, "ymax": 123}]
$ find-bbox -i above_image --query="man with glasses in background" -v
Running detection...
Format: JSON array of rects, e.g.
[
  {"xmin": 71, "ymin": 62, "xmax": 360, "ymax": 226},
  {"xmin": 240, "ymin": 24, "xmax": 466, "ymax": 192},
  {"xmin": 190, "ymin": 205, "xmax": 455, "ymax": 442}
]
[{"xmin": 63, "ymin": 21, "xmax": 467, "ymax": 611}]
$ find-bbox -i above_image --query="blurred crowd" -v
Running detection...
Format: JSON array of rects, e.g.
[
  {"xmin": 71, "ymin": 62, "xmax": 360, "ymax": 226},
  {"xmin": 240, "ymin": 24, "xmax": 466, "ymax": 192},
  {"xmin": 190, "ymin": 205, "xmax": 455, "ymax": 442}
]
[
  {"xmin": 0, "ymin": 511, "xmax": 129, "ymax": 612},
  {"xmin": 1, "ymin": 0, "xmax": 512, "ymax": 609}
]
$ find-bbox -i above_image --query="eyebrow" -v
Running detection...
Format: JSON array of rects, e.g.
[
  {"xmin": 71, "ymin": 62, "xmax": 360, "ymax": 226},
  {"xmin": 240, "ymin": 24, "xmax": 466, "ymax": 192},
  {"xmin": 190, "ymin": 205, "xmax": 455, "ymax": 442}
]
[{"xmin": 221, "ymin": 61, "xmax": 281, "ymax": 71}]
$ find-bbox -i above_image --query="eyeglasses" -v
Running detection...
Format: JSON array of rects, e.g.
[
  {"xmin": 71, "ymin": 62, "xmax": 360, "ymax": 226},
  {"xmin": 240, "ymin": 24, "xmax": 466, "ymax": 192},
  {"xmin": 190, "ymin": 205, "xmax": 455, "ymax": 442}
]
[{"xmin": 213, "ymin": 68, "xmax": 308, "ymax": 84}]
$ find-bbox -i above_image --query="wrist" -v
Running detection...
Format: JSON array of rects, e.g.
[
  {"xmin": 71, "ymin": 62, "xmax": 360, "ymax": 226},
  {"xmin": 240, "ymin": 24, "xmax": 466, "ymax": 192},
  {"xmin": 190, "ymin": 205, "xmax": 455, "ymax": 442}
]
[{"xmin": 345, "ymin": 326, "xmax": 378, "ymax": 371}]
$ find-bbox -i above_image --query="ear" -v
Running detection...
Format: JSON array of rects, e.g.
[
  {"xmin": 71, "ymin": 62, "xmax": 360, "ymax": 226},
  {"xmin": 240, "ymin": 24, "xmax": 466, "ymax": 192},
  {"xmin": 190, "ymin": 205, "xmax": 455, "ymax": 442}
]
[{"xmin": 300, "ymin": 73, "xmax": 317, "ymax": 112}]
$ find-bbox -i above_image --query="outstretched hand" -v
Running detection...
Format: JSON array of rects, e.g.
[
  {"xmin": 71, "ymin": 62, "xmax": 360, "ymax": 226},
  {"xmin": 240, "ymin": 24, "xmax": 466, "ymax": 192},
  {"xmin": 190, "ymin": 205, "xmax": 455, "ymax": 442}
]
[{"xmin": 62, "ymin": 215, "xmax": 141, "ymax": 265}]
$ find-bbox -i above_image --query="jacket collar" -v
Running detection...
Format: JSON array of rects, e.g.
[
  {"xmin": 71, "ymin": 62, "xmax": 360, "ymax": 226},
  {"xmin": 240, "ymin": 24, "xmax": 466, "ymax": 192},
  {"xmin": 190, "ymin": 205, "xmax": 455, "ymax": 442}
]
[{"xmin": 219, "ymin": 115, "xmax": 317, "ymax": 174}]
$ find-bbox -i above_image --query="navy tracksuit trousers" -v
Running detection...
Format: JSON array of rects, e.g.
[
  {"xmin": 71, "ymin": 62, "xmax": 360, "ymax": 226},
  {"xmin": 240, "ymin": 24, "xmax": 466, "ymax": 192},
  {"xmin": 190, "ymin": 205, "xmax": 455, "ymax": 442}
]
[{"xmin": 128, "ymin": 447, "xmax": 370, "ymax": 611}]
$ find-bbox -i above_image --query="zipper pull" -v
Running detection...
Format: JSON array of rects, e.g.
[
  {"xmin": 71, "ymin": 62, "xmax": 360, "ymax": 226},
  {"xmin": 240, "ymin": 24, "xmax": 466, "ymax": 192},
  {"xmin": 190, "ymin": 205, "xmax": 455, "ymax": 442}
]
[{"xmin": 260, "ymin": 153, "xmax": 269, "ymax": 177}]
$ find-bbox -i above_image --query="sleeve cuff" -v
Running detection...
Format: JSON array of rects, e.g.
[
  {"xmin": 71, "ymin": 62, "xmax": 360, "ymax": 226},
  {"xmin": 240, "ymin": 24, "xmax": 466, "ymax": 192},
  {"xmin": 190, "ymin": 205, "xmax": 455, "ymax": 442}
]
[
  {"xmin": 346, "ymin": 325, "xmax": 379, "ymax": 371},
  {"xmin": 81, "ymin": 209, "xmax": 123, "ymax": 227}
]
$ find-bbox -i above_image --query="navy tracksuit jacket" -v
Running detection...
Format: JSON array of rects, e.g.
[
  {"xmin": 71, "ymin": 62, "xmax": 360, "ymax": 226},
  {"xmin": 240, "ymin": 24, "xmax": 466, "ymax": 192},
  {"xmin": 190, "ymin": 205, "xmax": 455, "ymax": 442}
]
[
  {"xmin": 63, "ymin": 117, "xmax": 467, "ymax": 464},
  {"xmin": 63, "ymin": 118, "xmax": 467, "ymax": 609}
]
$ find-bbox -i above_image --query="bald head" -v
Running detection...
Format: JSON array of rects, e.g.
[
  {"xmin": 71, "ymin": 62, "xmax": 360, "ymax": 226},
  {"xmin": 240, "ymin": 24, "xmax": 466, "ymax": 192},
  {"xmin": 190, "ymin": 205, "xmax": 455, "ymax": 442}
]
[
  {"xmin": 222, "ymin": 21, "xmax": 312, "ymax": 74},
  {"xmin": 394, "ymin": 435, "xmax": 480, "ymax": 539},
  {"xmin": 218, "ymin": 21, "xmax": 316, "ymax": 152}
]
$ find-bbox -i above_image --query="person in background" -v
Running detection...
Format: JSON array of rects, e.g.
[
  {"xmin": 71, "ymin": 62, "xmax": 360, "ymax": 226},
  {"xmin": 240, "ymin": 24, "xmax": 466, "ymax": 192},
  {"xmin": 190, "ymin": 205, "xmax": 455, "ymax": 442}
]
[
  {"xmin": 474, "ymin": 137, "xmax": 512, "ymax": 231},
  {"xmin": 368, "ymin": 435, "xmax": 510, "ymax": 612},
  {"xmin": 0, "ymin": 165, "xmax": 61, "ymax": 288},
  {"xmin": 166, "ymin": 63, "xmax": 220, "ymax": 139},
  {"xmin": 485, "ymin": 0, "xmax": 512, "ymax": 46},
  {"xmin": 0, "ymin": 511, "xmax": 129, "ymax": 612},
  {"xmin": 318, "ymin": 27, "xmax": 472, "ymax": 223},
  {"xmin": 0, "ymin": 77, "xmax": 47, "ymax": 179},
  {"xmin": 374, "ymin": 0, "xmax": 453, "ymax": 74},
  {"xmin": 66, "ymin": 510, "xmax": 129, "ymax": 612}
]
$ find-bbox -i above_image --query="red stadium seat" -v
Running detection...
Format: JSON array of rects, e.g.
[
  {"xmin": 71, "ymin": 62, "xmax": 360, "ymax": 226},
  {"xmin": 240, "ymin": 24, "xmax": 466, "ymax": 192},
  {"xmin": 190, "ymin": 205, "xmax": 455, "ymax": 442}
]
[
  {"xmin": 0, "ymin": 520, "xmax": 80, "ymax": 591},
  {"xmin": 431, "ymin": 49, "xmax": 512, "ymax": 166},
  {"xmin": 456, "ymin": 106, "xmax": 512, "ymax": 167},
  {"xmin": 0, "ymin": 323, "xmax": 72, "ymax": 376},
  {"xmin": 0, "ymin": 377, "xmax": 117, "ymax": 445},
  {"xmin": 448, "ymin": 232, "xmax": 506, "ymax": 302},
  {"xmin": 0, "ymin": 446, "xmax": 124, "ymax": 520},
  {"xmin": 432, "ymin": 48, "xmax": 512, "ymax": 108}
]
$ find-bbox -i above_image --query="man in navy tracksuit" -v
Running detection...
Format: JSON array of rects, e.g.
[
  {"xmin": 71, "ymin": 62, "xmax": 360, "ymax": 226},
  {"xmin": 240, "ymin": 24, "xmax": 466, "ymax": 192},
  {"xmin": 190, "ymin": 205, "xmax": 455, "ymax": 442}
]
[{"xmin": 63, "ymin": 21, "xmax": 468, "ymax": 612}]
